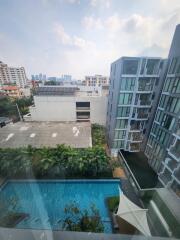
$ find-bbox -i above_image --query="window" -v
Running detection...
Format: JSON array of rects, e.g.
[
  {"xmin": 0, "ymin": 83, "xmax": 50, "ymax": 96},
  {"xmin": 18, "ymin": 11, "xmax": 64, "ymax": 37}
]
[
  {"xmin": 115, "ymin": 119, "xmax": 128, "ymax": 129},
  {"xmin": 120, "ymin": 78, "xmax": 135, "ymax": 91},
  {"xmin": 114, "ymin": 130, "xmax": 126, "ymax": 139},
  {"xmin": 113, "ymin": 140, "xmax": 124, "ymax": 148},
  {"xmin": 119, "ymin": 93, "xmax": 133, "ymax": 104},
  {"xmin": 140, "ymin": 59, "xmax": 146, "ymax": 75},
  {"xmin": 155, "ymin": 110, "xmax": 164, "ymax": 123},
  {"xmin": 168, "ymin": 57, "xmax": 178, "ymax": 74},
  {"xmin": 162, "ymin": 115, "xmax": 174, "ymax": 130},
  {"xmin": 164, "ymin": 77, "xmax": 180, "ymax": 93},
  {"xmin": 146, "ymin": 59, "xmax": 160, "ymax": 75},
  {"xmin": 117, "ymin": 107, "xmax": 130, "ymax": 117},
  {"xmin": 76, "ymin": 102, "xmax": 90, "ymax": 109},
  {"xmin": 122, "ymin": 59, "xmax": 138, "ymax": 75}
]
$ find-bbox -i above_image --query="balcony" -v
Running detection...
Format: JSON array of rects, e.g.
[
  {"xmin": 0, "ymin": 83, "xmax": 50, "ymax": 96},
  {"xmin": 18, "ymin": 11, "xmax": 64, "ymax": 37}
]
[
  {"xmin": 132, "ymin": 112, "xmax": 148, "ymax": 119},
  {"xmin": 159, "ymin": 169, "xmax": 172, "ymax": 186},
  {"xmin": 137, "ymin": 113, "xmax": 148, "ymax": 119},
  {"xmin": 128, "ymin": 132, "xmax": 143, "ymax": 142},
  {"xmin": 138, "ymin": 99, "xmax": 151, "ymax": 106},
  {"xmin": 165, "ymin": 157, "xmax": 179, "ymax": 172},
  {"xmin": 130, "ymin": 121, "xmax": 142, "ymax": 131},
  {"xmin": 169, "ymin": 139, "xmax": 180, "ymax": 160},
  {"xmin": 138, "ymin": 85, "xmax": 153, "ymax": 92},
  {"xmin": 174, "ymin": 167, "xmax": 180, "ymax": 182},
  {"xmin": 129, "ymin": 143, "xmax": 140, "ymax": 151}
]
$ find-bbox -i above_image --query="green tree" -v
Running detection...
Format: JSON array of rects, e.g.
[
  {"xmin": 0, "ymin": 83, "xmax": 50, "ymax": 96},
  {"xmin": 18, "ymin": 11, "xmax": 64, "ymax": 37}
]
[{"xmin": 63, "ymin": 202, "xmax": 104, "ymax": 233}]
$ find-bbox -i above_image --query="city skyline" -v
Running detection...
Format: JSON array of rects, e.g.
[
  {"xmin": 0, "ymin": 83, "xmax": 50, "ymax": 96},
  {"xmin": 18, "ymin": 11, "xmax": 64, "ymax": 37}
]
[{"xmin": 0, "ymin": 0, "xmax": 180, "ymax": 79}]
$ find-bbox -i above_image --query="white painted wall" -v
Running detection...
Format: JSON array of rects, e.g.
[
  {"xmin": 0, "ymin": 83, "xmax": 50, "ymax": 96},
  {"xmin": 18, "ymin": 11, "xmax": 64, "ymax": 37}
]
[{"xmin": 30, "ymin": 95, "xmax": 107, "ymax": 125}]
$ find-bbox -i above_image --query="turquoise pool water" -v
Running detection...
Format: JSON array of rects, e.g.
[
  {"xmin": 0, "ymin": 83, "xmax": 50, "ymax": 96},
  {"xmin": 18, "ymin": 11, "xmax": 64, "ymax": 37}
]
[{"xmin": 0, "ymin": 180, "xmax": 120, "ymax": 233}]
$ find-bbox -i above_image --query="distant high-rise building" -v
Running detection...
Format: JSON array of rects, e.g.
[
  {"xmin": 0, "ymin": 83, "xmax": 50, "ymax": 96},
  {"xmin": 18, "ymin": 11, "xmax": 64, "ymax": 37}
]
[
  {"xmin": 0, "ymin": 61, "xmax": 27, "ymax": 88},
  {"xmin": 84, "ymin": 75, "xmax": 109, "ymax": 87},
  {"xmin": 32, "ymin": 73, "xmax": 47, "ymax": 82},
  {"xmin": 42, "ymin": 74, "xmax": 46, "ymax": 81},
  {"xmin": 145, "ymin": 25, "xmax": 180, "ymax": 196},
  {"xmin": 61, "ymin": 74, "xmax": 72, "ymax": 82},
  {"xmin": 47, "ymin": 77, "xmax": 57, "ymax": 81},
  {"xmin": 106, "ymin": 57, "xmax": 165, "ymax": 156}
]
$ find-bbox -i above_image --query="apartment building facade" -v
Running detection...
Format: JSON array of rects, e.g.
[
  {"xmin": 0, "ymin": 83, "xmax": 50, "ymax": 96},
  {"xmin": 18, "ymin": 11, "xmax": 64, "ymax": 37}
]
[
  {"xmin": 145, "ymin": 25, "xmax": 180, "ymax": 196},
  {"xmin": 28, "ymin": 86, "xmax": 107, "ymax": 125},
  {"xmin": 84, "ymin": 75, "xmax": 109, "ymax": 87},
  {"xmin": 0, "ymin": 61, "xmax": 27, "ymax": 88},
  {"xmin": 106, "ymin": 57, "xmax": 165, "ymax": 156}
]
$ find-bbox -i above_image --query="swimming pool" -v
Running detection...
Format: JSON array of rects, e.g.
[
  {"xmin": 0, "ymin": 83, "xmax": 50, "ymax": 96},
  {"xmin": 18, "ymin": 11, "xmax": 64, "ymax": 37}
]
[{"xmin": 0, "ymin": 180, "xmax": 120, "ymax": 233}]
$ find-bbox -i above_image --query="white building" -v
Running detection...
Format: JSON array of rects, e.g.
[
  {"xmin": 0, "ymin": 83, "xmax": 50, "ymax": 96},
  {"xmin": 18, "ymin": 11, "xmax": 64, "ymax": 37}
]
[
  {"xmin": 84, "ymin": 75, "xmax": 109, "ymax": 87},
  {"xmin": 0, "ymin": 61, "xmax": 27, "ymax": 88},
  {"xmin": 28, "ymin": 86, "xmax": 107, "ymax": 125}
]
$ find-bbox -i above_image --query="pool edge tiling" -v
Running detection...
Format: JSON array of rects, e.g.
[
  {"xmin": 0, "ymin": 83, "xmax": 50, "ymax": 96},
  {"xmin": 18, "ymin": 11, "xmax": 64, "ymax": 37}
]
[{"xmin": 0, "ymin": 179, "xmax": 121, "ymax": 233}]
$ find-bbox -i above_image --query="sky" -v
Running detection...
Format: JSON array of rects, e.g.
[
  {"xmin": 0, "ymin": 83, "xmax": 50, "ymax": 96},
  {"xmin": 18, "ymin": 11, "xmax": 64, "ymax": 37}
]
[{"xmin": 0, "ymin": 0, "xmax": 180, "ymax": 79}]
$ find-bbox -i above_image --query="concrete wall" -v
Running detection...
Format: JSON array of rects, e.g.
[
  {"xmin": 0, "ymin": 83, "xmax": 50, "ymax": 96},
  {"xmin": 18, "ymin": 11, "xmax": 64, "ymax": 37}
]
[
  {"xmin": 31, "ymin": 96, "xmax": 76, "ymax": 121},
  {"xmin": 30, "ymin": 95, "xmax": 107, "ymax": 125}
]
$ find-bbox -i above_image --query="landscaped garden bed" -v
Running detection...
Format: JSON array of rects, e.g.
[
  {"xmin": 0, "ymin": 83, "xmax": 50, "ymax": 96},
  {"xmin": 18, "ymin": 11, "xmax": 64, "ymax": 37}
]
[
  {"xmin": 0, "ymin": 144, "xmax": 113, "ymax": 179},
  {"xmin": 106, "ymin": 196, "xmax": 119, "ymax": 232}
]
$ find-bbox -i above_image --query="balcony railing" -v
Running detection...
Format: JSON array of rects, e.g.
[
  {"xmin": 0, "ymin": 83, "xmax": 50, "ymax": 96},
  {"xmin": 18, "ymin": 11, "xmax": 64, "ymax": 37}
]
[
  {"xmin": 138, "ymin": 86, "xmax": 152, "ymax": 91},
  {"xmin": 130, "ymin": 124, "xmax": 141, "ymax": 130},
  {"xmin": 174, "ymin": 167, "xmax": 180, "ymax": 182},
  {"xmin": 170, "ymin": 147, "xmax": 180, "ymax": 159},
  {"xmin": 139, "ymin": 100, "xmax": 151, "ymax": 106},
  {"xmin": 159, "ymin": 170, "xmax": 172, "ymax": 186},
  {"xmin": 130, "ymin": 143, "xmax": 140, "ymax": 151},
  {"xmin": 166, "ymin": 158, "xmax": 179, "ymax": 171},
  {"xmin": 137, "ymin": 113, "xmax": 148, "ymax": 119}
]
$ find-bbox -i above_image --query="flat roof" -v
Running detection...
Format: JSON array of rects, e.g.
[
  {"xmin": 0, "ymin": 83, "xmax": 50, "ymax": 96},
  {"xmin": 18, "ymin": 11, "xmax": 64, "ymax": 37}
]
[{"xmin": 0, "ymin": 122, "xmax": 92, "ymax": 148}]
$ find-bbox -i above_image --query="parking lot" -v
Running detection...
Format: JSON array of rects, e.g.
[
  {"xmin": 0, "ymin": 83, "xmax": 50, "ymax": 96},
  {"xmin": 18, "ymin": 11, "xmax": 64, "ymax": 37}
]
[{"xmin": 0, "ymin": 122, "xmax": 92, "ymax": 148}]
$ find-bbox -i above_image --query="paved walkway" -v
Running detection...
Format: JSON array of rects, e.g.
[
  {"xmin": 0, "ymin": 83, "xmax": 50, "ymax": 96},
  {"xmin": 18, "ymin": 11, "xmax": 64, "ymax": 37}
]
[{"xmin": 113, "ymin": 167, "xmax": 126, "ymax": 178}]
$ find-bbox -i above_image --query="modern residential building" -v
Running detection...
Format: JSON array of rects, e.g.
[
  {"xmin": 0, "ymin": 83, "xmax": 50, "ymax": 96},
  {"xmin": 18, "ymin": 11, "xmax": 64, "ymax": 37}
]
[
  {"xmin": 145, "ymin": 24, "xmax": 180, "ymax": 197},
  {"xmin": 0, "ymin": 85, "xmax": 24, "ymax": 98},
  {"xmin": 83, "ymin": 74, "xmax": 109, "ymax": 87},
  {"xmin": 106, "ymin": 57, "xmax": 165, "ymax": 156},
  {"xmin": 27, "ymin": 85, "xmax": 107, "ymax": 125},
  {"xmin": 0, "ymin": 61, "xmax": 27, "ymax": 88}
]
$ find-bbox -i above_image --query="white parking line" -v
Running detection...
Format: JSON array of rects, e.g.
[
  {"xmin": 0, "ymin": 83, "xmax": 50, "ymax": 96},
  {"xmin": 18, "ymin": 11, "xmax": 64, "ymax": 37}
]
[
  {"xmin": 52, "ymin": 133, "xmax": 57, "ymax": 138},
  {"xmin": 30, "ymin": 133, "xmax": 36, "ymax": 138},
  {"xmin": 20, "ymin": 126, "xmax": 29, "ymax": 131},
  {"xmin": 72, "ymin": 126, "xmax": 80, "ymax": 137},
  {"xmin": 5, "ymin": 133, "xmax": 14, "ymax": 141}
]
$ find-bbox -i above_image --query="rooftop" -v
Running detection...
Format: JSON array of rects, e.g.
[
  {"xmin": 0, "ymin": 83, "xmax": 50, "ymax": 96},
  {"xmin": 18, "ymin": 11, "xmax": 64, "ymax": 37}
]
[
  {"xmin": 34, "ymin": 86, "xmax": 78, "ymax": 96},
  {"xmin": 34, "ymin": 86, "xmax": 104, "ymax": 97},
  {"xmin": 1, "ymin": 86, "xmax": 19, "ymax": 91},
  {"xmin": 0, "ymin": 122, "xmax": 92, "ymax": 148}
]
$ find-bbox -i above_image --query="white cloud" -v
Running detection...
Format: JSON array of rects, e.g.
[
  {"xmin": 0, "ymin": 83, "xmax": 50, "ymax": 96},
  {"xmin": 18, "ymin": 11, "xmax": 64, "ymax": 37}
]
[
  {"xmin": 82, "ymin": 16, "xmax": 103, "ymax": 30},
  {"xmin": 53, "ymin": 22, "xmax": 96, "ymax": 50},
  {"xmin": 66, "ymin": 0, "xmax": 80, "ymax": 4},
  {"xmin": 105, "ymin": 14, "xmax": 122, "ymax": 32},
  {"xmin": 90, "ymin": 0, "xmax": 110, "ymax": 8},
  {"xmin": 53, "ymin": 23, "xmax": 72, "ymax": 45}
]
